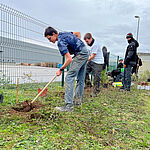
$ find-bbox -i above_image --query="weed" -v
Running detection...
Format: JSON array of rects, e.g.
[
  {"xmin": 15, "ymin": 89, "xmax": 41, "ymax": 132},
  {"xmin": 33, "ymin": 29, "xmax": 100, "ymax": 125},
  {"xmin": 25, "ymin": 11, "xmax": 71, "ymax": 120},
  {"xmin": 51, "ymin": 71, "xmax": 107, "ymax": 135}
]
[{"xmin": 0, "ymin": 82, "xmax": 150, "ymax": 149}]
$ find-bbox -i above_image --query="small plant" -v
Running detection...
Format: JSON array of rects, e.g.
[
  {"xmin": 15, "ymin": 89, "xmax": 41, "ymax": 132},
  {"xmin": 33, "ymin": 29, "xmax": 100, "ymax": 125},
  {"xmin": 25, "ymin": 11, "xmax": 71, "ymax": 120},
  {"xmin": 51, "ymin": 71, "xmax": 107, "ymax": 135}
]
[
  {"xmin": 0, "ymin": 72, "xmax": 11, "ymax": 101},
  {"xmin": 101, "ymin": 70, "xmax": 109, "ymax": 88},
  {"xmin": 22, "ymin": 72, "xmax": 37, "ymax": 83},
  {"xmin": 146, "ymin": 70, "xmax": 150, "ymax": 79},
  {"xmin": 138, "ymin": 70, "xmax": 150, "ymax": 82},
  {"xmin": 0, "ymin": 72, "xmax": 9, "ymax": 103},
  {"xmin": 0, "ymin": 72, "xmax": 11, "ymax": 87}
]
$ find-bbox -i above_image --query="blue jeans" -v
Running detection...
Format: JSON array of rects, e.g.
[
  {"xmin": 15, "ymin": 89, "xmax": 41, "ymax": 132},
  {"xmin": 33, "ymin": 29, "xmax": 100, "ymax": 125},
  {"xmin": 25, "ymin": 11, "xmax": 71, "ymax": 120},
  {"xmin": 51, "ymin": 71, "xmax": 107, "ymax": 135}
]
[
  {"xmin": 65, "ymin": 46, "xmax": 89, "ymax": 104},
  {"xmin": 122, "ymin": 65, "xmax": 132, "ymax": 90}
]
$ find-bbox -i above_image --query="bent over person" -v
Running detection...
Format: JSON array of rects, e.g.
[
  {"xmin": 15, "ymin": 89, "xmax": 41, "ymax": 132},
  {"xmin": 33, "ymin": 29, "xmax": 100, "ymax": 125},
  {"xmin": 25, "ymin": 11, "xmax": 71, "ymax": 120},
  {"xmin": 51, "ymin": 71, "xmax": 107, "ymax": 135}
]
[
  {"xmin": 84, "ymin": 33, "xmax": 104, "ymax": 97},
  {"xmin": 44, "ymin": 27, "xmax": 88, "ymax": 112}
]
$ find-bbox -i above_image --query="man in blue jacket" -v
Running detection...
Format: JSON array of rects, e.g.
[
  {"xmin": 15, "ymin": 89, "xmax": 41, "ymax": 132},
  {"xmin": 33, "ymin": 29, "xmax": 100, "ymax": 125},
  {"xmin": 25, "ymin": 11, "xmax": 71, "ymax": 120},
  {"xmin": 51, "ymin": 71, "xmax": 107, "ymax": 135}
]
[
  {"xmin": 44, "ymin": 27, "xmax": 88, "ymax": 112},
  {"xmin": 122, "ymin": 33, "xmax": 139, "ymax": 91}
]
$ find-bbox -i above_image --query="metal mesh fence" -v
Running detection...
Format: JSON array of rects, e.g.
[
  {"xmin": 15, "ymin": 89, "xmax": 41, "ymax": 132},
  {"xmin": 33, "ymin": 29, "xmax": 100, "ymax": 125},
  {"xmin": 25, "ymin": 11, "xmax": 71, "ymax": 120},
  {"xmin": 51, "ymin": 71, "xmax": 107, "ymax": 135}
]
[
  {"xmin": 0, "ymin": 3, "xmax": 120, "ymax": 88},
  {"xmin": 0, "ymin": 4, "xmax": 62, "ymax": 86},
  {"xmin": 109, "ymin": 53, "xmax": 119, "ymax": 71}
]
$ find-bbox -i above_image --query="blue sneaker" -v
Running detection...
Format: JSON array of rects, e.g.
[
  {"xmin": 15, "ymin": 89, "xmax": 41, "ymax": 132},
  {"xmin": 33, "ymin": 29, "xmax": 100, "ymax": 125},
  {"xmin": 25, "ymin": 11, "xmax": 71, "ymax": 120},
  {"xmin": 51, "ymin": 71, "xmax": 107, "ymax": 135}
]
[{"xmin": 55, "ymin": 103, "xmax": 73, "ymax": 112}]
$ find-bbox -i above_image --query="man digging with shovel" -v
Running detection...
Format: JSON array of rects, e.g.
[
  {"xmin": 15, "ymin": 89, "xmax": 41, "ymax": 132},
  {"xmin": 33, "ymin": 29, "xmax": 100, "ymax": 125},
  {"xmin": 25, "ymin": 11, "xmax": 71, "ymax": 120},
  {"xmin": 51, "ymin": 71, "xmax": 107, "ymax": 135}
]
[{"xmin": 44, "ymin": 27, "xmax": 89, "ymax": 112}]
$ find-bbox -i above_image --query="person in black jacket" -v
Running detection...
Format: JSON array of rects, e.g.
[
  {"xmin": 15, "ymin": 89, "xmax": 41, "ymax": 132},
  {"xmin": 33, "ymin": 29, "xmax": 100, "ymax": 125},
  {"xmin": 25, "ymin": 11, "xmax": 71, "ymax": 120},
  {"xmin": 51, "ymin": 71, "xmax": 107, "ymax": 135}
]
[
  {"xmin": 115, "ymin": 59, "xmax": 124, "ymax": 82},
  {"xmin": 110, "ymin": 59, "xmax": 123, "ymax": 81},
  {"xmin": 122, "ymin": 33, "xmax": 139, "ymax": 91}
]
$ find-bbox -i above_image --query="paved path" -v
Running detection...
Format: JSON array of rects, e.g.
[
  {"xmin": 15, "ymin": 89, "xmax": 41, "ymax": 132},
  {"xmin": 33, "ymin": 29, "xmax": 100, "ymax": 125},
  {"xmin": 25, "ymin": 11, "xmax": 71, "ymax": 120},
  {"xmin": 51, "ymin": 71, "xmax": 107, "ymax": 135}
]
[{"xmin": 0, "ymin": 64, "xmax": 66, "ymax": 84}]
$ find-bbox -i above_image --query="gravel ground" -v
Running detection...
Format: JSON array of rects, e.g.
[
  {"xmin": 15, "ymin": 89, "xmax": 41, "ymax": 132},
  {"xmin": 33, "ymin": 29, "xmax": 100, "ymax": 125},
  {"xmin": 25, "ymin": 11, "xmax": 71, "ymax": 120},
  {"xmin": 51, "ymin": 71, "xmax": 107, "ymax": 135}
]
[{"xmin": 0, "ymin": 64, "xmax": 66, "ymax": 84}]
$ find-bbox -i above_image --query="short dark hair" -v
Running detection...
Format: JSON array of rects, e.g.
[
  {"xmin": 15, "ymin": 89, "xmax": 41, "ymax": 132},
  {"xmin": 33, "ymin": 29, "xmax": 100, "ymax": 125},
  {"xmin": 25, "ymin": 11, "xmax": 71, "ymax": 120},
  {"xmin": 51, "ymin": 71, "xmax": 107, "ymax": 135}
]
[
  {"xmin": 44, "ymin": 26, "xmax": 58, "ymax": 37},
  {"xmin": 84, "ymin": 33, "xmax": 92, "ymax": 40}
]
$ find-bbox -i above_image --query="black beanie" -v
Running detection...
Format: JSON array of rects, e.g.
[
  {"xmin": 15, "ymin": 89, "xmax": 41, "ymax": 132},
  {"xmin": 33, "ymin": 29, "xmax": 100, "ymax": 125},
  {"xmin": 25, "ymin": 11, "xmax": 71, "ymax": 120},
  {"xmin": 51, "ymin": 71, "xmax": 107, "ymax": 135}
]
[{"xmin": 126, "ymin": 33, "xmax": 133, "ymax": 39}]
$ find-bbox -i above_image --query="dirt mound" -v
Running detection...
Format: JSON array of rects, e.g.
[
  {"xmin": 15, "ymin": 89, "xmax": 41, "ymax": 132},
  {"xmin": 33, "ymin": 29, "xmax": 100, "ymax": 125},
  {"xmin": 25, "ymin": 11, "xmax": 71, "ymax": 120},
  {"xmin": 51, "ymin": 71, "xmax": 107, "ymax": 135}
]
[{"xmin": 12, "ymin": 100, "xmax": 43, "ymax": 112}]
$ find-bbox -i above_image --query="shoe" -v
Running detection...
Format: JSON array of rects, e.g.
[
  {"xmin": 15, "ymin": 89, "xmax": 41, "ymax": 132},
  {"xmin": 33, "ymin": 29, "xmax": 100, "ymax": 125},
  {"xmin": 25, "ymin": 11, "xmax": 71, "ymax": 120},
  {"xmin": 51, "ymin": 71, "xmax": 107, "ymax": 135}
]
[{"xmin": 55, "ymin": 103, "xmax": 73, "ymax": 112}]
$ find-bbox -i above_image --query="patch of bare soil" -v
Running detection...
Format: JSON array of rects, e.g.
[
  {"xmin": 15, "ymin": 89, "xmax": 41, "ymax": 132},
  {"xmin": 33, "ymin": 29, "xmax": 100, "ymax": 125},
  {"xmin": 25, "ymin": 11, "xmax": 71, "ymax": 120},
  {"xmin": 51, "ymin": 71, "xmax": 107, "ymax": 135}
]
[
  {"xmin": 12, "ymin": 100, "xmax": 43, "ymax": 112},
  {"xmin": 84, "ymin": 87, "xmax": 93, "ymax": 94}
]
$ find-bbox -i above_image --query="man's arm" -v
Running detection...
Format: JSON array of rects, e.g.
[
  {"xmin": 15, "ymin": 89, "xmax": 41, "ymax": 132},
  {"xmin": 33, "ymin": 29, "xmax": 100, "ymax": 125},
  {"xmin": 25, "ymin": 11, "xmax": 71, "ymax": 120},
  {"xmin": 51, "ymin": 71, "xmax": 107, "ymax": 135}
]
[
  {"xmin": 88, "ymin": 53, "xmax": 96, "ymax": 61},
  {"xmin": 61, "ymin": 52, "xmax": 72, "ymax": 69},
  {"xmin": 56, "ymin": 52, "xmax": 72, "ymax": 76}
]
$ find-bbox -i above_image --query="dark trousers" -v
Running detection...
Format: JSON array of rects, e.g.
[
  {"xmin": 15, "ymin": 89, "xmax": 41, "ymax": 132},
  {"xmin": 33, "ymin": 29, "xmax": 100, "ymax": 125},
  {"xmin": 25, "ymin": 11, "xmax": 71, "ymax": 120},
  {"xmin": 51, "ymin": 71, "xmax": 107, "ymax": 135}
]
[
  {"xmin": 132, "ymin": 65, "xmax": 139, "ymax": 75},
  {"xmin": 123, "ymin": 65, "xmax": 132, "ymax": 90},
  {"xmin": 85, "ymin": 61, "xmax": 104, "ymax": 94}
]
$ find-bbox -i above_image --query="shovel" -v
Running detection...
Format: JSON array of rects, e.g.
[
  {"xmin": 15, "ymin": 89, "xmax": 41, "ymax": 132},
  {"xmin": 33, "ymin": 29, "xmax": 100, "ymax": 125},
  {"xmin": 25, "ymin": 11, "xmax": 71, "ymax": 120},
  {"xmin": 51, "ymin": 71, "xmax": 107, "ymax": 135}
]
[{"xmin": 31, "ymin": 74, "xmax": 57, "ymax": 104}]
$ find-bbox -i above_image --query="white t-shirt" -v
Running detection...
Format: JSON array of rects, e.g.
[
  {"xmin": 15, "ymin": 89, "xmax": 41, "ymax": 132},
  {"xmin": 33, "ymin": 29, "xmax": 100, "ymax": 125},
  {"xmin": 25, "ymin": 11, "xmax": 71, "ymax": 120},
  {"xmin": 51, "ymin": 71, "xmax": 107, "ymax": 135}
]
[{"xmin": 88, "ymin": 40, "xmax": 104, "ymax": 64}]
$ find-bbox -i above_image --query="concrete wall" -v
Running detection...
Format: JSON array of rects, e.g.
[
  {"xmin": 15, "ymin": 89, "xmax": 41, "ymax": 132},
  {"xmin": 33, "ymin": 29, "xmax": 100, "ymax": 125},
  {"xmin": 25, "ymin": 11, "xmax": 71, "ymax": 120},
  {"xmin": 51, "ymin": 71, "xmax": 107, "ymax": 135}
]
[{"xmin": 0, "ymin": 36, "xmax": 62, "ymax": 64}]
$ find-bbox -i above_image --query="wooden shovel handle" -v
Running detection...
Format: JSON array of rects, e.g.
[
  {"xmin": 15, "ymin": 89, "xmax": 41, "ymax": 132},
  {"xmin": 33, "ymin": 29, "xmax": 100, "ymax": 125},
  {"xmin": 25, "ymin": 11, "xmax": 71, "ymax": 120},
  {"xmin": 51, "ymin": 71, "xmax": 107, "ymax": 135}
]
[{"xmin": 31, "ymin": 75, "xmax": 57, "ymax": 104}]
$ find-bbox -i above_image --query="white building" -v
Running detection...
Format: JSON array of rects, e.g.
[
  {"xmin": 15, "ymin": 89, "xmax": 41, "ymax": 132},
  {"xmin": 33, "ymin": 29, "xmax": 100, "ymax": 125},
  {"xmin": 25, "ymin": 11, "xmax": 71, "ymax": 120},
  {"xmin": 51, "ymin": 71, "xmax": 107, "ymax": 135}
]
[{"xmin": 138, "ymin": 52, "xmax": 150, "ymax": 73}]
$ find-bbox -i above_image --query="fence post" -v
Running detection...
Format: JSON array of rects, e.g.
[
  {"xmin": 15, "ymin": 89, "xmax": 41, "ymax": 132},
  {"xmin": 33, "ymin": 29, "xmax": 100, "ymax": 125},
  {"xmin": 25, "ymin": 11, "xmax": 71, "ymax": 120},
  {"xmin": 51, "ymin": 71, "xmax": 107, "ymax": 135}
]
[
  {"xmin": 107, "ymin": 52, "xmax": 110, "ymax": 71},
  {"xmin": 117, "ymin": 56, "xmax": 119, "ymax": 66}
]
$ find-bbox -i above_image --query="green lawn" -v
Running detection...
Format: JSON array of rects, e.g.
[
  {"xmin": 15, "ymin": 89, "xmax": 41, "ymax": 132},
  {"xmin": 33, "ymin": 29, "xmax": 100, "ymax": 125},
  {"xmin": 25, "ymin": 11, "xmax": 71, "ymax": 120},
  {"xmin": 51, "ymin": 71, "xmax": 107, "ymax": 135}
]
[{"xmin": 0, "ymin": 82, "xmax": 150, "ymax": 150}]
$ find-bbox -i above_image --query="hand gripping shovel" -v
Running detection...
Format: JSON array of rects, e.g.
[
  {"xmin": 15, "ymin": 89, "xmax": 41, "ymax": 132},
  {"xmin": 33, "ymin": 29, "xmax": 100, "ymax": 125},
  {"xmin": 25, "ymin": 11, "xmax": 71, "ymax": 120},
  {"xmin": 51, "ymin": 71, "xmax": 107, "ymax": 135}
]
[{"xmin": 19, "ymin": 75, "xmax": 57, "ymax": 112}]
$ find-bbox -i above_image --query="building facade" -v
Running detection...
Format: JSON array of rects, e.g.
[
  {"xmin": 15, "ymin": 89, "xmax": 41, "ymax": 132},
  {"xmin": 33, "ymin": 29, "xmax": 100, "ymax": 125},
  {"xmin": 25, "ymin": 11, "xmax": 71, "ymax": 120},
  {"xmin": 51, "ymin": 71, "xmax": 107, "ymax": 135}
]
[{"xmin": 138, "ymin": 52, "xmax": 150, "ymax": 73}]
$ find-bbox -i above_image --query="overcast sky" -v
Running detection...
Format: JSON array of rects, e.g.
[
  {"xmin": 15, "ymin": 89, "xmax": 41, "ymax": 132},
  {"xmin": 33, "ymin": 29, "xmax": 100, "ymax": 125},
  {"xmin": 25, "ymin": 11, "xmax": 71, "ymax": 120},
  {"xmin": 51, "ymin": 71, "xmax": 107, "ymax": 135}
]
[{"xmin": 1, "ymin": 0, "xmax": 150, "ymax": 57}]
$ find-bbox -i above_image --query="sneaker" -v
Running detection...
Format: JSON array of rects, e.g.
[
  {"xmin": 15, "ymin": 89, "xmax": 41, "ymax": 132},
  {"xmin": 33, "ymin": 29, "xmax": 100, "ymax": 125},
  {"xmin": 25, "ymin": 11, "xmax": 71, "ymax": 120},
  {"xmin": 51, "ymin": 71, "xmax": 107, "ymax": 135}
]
[{"xmin": 55, "ymin": 103, "xmax": 73, "ymax": 112}]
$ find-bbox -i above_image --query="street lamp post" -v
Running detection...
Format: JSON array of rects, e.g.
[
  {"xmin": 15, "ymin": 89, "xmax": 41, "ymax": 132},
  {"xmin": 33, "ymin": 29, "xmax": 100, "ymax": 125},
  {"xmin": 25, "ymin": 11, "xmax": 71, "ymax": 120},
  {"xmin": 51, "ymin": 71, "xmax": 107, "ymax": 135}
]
[{"xmin": 135, "ymin": 16, "xmax": 140, "ymax": 42}]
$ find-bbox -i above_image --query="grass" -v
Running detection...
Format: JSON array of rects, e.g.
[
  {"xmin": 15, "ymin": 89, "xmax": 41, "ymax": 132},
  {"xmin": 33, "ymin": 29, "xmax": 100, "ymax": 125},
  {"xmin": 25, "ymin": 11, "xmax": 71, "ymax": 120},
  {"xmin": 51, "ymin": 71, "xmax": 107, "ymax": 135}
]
[{"xmin": 0, "ymin": 82, "xmax": 150, "ymax": 149}]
